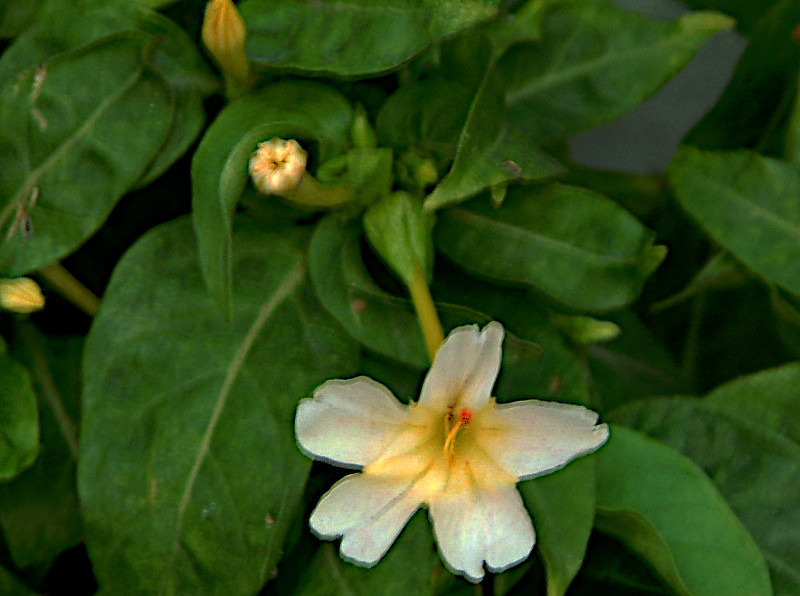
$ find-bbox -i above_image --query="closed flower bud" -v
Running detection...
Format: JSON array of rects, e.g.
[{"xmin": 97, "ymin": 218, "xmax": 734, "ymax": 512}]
[
  {"xmin": 249, "ymin": 138, "xmax": 308, "ymax": 196},
  {"xmin": 202, "ymin": 0, "xmax": 251, "ymax": 87},
  {"xmin": 0, "ymin": 277, "xmax": 45, "ymax": 314}
]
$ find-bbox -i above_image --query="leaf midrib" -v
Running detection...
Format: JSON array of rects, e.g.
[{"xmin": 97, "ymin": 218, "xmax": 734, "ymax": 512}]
[
  {"xmin": 160, "ymin": 260, "xmax": 306, "ymax": 594},
  {"xmin": 0, "ymin": 43, "xmax": 147, "ymax": 231}
]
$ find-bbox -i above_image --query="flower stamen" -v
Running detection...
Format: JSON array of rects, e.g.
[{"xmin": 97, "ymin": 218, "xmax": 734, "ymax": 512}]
[{"xmin": 443, "ymin": 407, "xmax": 473, "ymax": 464}]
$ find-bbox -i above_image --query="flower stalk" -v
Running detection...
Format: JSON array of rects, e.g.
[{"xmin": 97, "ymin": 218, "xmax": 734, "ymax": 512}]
[
  {"xmin": 407, "ymin": 266, "xmax": 444, "ymax": 361},
  {"xmin": 38, "ymin": 263, "xmax": 100, "ymax": 317},
  {"xmin": 249, "ymin": 138, "xmax": 351, "ymax": 208}
]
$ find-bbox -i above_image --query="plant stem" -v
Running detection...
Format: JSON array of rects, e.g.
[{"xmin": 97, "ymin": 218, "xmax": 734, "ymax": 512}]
[
  {"xmin": 16, "ymin": 321, "xmax": 79, "ymax": 461},
  {"xmin": 407, "ymin": 267, "xmax": 444, "ymax": 362},
  {"xmin": 38, "ymin": 262, "xmax": 101, "ymax": 317}
]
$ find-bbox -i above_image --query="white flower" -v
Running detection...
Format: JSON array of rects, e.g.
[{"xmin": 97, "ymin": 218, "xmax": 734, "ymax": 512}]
[{"xmin": 295, "ymin": 322, "xmax": 609, "ymax": 582}]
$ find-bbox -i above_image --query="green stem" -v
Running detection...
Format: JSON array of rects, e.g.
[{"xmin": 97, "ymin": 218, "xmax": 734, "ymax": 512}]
[
  {"xmin": 407, "ymin": 267, "xmax": 444, "ymax": 363},
  {"xmin": 38, "ymin": 262, "xmax": 101, "ymax": 317},
  {"xmin": 681, "ymin": 292, "xmax": 707, "ymax": 389},
  {"xmin": 16, "ymin": 321, "xmax": 79, "ymax": 461}
]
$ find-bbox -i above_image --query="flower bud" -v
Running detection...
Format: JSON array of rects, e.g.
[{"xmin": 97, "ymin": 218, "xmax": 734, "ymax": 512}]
[
  {"xmin": 0, "ymin": 277, "xmax": 45, "ymax": 314},
  {"xmin": 202, "ymin": 0, "xmax": 251, "ymax": 87},
  {"xmin": 249, "ymin": 138, "xmax": 308, "ymax": 196},
  {"xmin": 396, "ymin": 148, "xmax": 439, "ymax": 191}
]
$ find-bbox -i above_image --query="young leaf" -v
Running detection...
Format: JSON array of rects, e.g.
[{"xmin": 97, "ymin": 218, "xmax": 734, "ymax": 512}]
[
  {"xmin": 0, "ymin": 338, "xmax": 39, "ymax": 481},
  {"xmin": 434, "ymin": 185, "xmax": 665, "ymax": 312},
  {"xmin": 191, "ymin": 80, "xmax": 353, "ymax": 314},
  {"xmin": 611, "ymin": 395, "xmax": 800, "ymax": 596},
  {"xmin": 595, "ymin": 425, "xmax": 773, "ymax": 596},
  {"xmin": 669, "ymin": 147, "xmax": 800, "ymax": 297},
  {"xmin": 423, "ymin": 36, "xmax": 565, "ymax": 212},
  {"xmin": 79, "ymin": 216, "xmax": 360, "ymax": 595},
  {"xmin": 0, "ymin": 33, "xmax": 173, "ymax": 275},
  {"xmin": 501, "ymin": 1, "xmax": 732, "ymax": 141},
  {"xmin": 240, "ymin": 0, "xmax": 498, "ymax": 77}
]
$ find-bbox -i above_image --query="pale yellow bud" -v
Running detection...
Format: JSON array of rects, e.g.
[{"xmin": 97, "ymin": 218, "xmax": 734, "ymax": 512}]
[
  {"xmin": 202, "ymin": 0, "xmax": 251, "ymax": 87},
  {"xmin": 0, "ymin": 277, "xmax": 45, "ymax": 314},
  {"xmin": 249, "ymin": 138, "xmax": 308, "ymax": 196}
]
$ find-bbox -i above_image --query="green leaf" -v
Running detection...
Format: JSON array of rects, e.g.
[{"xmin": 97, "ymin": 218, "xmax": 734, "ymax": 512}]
[
  {"xmin": 669, "ymin": 147, "xmax": 800, "ymax": 297},
  {"xmin": 192, "ymin": 81, "xmax": 353, "ymax": 315},
  {"xmin": 611, "ymin": 394, "xmax": 800, "ymax": 596},
  {"xmin": 423, "ymin": 36, "xmax": 565, "ymax": 212},
  {"xmin": 0, "ymin": 338, "xmax": 39, "ymax": 481},
  {"xmin": 501, "ymin": 1, "xmax": 732, "ymax": 141},
  {"xmin": 705, "ymin": 362, "xmax": 800, "ymax": 445},
  {"xmin": 0, "ymin": 0, "xmax": 214, "ymax": 187},
  {"xmin": 521, "ymin": 458, "xmax": 596, "ymax": 596},
  {"xmin": 375, "ymin": 77, "xmax": 472, "ymax": 162},
  {"xmin": 685, "ymin": 0, "xmax": 800, "ymax": 151},
  {"xmin": 0, "ymin": 330, "xmax": 82, "ymax": 574},
  {"xmin": 0, "ymin": 33, "xmax": 173, "ymax": 275},
  {"xmin": 595, "ymin": 425, "xmax": 773, "ymax": 596},
  {"xmin": 680, "ymin": 0, "xmax": 780, "ymax": 33},
  {"xmin": 434, "ymin": 185, "xmax": 665, "ymax": 312},
  {"xmin": 240, "ymin": 0, "xmax": 498, "ymax": 77},
  {"xmin": 294, "ymin": 514, "xmax": 437, "ymax": 596},
  {"xmin": 586, "ymin": 310, "xmax": 687, "ymax": 412},
  {"xmin": 79, "ymin": 216, "xmax": 360, "ymax": 595},
  {"xmin": 0, "ymin": 564, "xmax": 37, "ymax": 596},
  {"xmin": 363, "ymin": 192, "xmax": 434, "ymax": 285}
]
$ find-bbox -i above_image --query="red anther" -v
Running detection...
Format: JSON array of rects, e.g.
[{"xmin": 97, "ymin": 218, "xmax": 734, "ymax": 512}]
[{"xmin": 459, "ymin": 407, "xmax": 473, "ymax": 427}]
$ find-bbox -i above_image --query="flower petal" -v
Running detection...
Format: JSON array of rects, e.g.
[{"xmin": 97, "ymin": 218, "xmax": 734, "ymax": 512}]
[
  {"xmin": 478, "ymin": 399, "xmax": 609, "ymax": 480},
  {"xmin": 429, "ymin": 474, "xmax": 534, "ymax": 582},
  {"xmin": 295, "ymin": 376, "xmax": 409, "ymax": 468},
  {"xmin": 310, "ymin": 473, "xmax": 420, "ymax": 566},
  {"xmin": 419, "ymin": 322, "xmax": 504, "ymax": 411}
]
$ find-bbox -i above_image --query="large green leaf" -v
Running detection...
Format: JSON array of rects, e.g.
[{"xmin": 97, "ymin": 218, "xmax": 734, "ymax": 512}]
[
  {"xmin": 0, "ymin": 565, "xmax": 36, "ymax": 596},
  {"xmin": 423, "ymin": 36, "xmax": 565, "ymax": 212},
  {"xmin": 240, "ymin": 0, "xmax": 498, "ymax": 77},
  {"xmin": 0, "ymin": 337, "xmax": 39, "ymax": 481},
  {"xmin": 0, "ymin": 33, "xmax": 173, "ymax": 276},
  {"xmin": 669, "ymin": 147, "xmax": 800, "ymax": 297},
  {"xmin": 0, "ymin": 0, "xmax": 214, "ymax": 187},
  {"xmin": 685, "ymin": 0, "xmax": 800, "ymax": 151},
  {"xmin": 294, "ymin": 514, "xmax": 437, "ymax": 596},
  {"xmin": 79, "ymin": 216, "xmax": 360, "ymax": 595},
  {"xmin": 434, "ymin": 185, "xmax": 665, "ymax": 312},
  {"xmin": 611, "ymin": 393, "xmax": 800, "ymax": 596},
  {"xmin": 192, "ymin": 81, "xmax": 353, "ymax": 315},
  {"xmin": 595, "ymin": 425, "xmax": 773, "ymax": 596},
  {"xmin": 500, "ymin": 1, "xmax": 732, "ymax": 141},
  {"xmin": 0, "ymin": 331, "xmax": 82, "ymax": 574}
]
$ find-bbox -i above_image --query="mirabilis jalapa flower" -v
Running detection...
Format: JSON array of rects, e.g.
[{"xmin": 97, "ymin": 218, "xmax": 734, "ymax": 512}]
[{"xmin": 295, "ymin": 322, "xmax": 609, "ymax": 582}]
